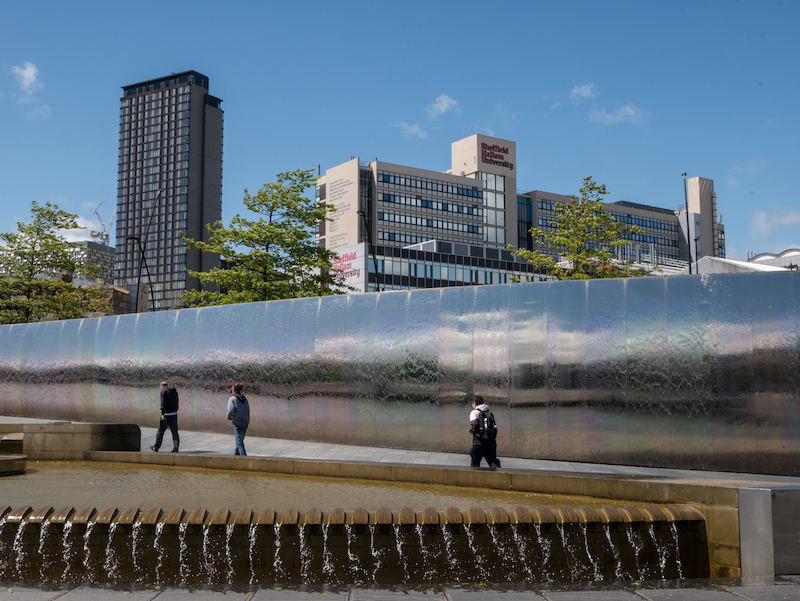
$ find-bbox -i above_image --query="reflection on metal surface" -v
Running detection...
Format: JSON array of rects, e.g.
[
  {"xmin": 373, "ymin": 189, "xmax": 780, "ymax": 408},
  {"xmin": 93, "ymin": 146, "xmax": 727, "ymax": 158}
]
[{"xmin": 0, "ymin": 273, "xmax": 797, "ymax": 475}]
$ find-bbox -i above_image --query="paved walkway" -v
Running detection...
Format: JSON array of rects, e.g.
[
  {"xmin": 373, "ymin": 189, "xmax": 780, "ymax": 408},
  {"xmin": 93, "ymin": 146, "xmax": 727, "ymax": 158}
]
[
  {"xmin": 3, "ymin": 580, "xmax": 800, "ymax": 600},
  {"xmin": 4, "ymin": 416, "xmax": 800, "ymax": 599}
]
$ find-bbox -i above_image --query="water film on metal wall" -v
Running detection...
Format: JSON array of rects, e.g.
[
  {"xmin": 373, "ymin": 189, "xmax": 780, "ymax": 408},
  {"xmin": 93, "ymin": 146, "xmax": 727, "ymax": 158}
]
[{"xmin": 0, "ymin": 272, "xmax": 797, "ymax": 475}]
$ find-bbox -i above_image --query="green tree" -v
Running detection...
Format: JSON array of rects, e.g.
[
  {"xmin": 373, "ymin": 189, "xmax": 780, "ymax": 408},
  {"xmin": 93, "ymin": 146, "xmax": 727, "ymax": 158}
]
[
  {"xmin": 509, "ymin": 177, "xmax": 645, "ymax": 280},
  {"xmin": 180, "ymin": 168, "xmax": 351, "ymax": 307},
  {"xmin": 0, "ymin": 201, "xmax": 109, "ymax": 324}
]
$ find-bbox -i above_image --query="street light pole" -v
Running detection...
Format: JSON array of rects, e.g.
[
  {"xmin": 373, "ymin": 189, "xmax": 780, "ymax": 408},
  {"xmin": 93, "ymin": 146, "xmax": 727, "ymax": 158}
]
[
  {"xmin": 138, "ymin": 189, "xmax": 164, "ymax": 311},
  {"xmin": 125, "ymin": 235, "xmax": 153, "ymax": 313},
  {"xmin": 682, "ymin": 173, "xmax": 692, "ymax": 274},
  {"xmin": 357, "ymin": 210, "xmax": 380, "ymax": 293}
]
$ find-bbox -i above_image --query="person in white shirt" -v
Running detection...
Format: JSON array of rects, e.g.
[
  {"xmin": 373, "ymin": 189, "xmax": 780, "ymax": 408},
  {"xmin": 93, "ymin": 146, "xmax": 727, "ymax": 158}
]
[{"xmin": 468, "ymin": 395, "xmax": 500, "ymax": 468}]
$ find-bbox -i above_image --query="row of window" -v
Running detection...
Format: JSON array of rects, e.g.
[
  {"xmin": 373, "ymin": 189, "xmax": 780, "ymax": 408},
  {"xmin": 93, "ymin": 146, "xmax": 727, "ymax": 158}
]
[
  {"xmin": 377, "ymin": 171, "xmax": 483, "ymax": 199},
  {"xmin": 120, "ymin": 136, "xmax": 191, "ymax": 154},
  {"xmin": 120, "ymin": 125, "xmax": 190, "ymax": 140},
  {"xmin": 377, "ymin": 231, "xmax": 426, "ymax": 245},
  {"xmin": 534, "ymin": 199, "xmax": 681, "ymax": 235},
  {"xmin": 608, "ymin": 212, "xmax": 680, "ymax": 233},
  {"xmin": 120, "ymin": 109, "xmax": 189, "ymax": 126},
  {"xmin": 121, "ymin": 84, "xmax": 192, "ymax": 101},
  {"xmin": 120, "ymin": 99, "xmax": 190, "ymax": 115},
  {"xmin": 372, "ymin": 260, "xmax": 514, "ymax": 286},
  {"xmin": 378, "ymin": 192, "xmax": 483, "ymax": 217},
  {"xmin": 119, "ymin": 148, "xmax": 190, "ymax": 166},
  {"xmin": 535, "ymin": 217, "xmax": 679, "ymax": 248},
  {"xmin": 378, "ymin": 211, "xmax": 483, "ymax": 235}
]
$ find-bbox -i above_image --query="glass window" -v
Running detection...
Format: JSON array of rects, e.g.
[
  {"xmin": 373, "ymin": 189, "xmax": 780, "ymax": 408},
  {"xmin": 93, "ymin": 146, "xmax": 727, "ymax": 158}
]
[{"xmin": 487, "ymin": 173, "xmax": 496, "ymax": 190}]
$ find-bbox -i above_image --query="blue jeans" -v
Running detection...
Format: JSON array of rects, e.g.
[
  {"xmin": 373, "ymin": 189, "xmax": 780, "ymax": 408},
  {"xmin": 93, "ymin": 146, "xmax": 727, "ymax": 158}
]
[
  {"xmin": 233, "ymin": 425, "xmax": 247, "ymax": 456},
  {"xmin": 153, "ymin": 415, "xmax": 179, "ymax": 451}
]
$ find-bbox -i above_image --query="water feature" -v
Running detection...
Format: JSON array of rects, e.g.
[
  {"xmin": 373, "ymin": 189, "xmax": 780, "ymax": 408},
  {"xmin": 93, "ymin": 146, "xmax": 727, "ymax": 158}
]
[{"xmin": 0, "ymin": 502, "xmax": 704, "ymax": 585}]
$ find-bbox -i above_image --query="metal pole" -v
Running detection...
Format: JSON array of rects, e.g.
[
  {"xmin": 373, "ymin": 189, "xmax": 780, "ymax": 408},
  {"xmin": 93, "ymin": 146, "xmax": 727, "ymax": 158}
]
[
  {"xmin": 357, "ymin": 210, "xmax": 380, "ymax": 292},
  {"xmin": 126, "ymin": 235, "xmax": 149, "ymax": 313},
  {"xmin": 141, "ymin": 189, "xmax": 164, "ymax": 310},
  {"xmin": 682, "ymin": 173, "xmax": 692, "ymax": 274}
]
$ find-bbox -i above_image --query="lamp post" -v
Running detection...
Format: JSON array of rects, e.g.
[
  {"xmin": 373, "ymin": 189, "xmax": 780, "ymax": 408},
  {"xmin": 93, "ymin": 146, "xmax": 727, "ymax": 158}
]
[
  {"xmin": 125, "ymin": 235, "xmax": 153, "ymax": 313},
  {"xmin": 132, "ymin": 189, "xmax": 164, "ymax": 311},
  {"xmin": 357, "ymin": 210, "xmax": 380, "ymax": 293},
  {"xmin": 682, "ymin": 173, "xmax": 692, "ymax": 274}
]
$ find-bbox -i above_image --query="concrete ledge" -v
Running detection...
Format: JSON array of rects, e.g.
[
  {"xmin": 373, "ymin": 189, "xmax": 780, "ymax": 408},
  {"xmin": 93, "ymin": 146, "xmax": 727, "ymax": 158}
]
[
  {"xmin": 0, "ymin": 454, "xmax": 26, "ymax": 476},
  {"xmin": 1, "ymin": 423, "xmax": 141, "ymax": 460}
]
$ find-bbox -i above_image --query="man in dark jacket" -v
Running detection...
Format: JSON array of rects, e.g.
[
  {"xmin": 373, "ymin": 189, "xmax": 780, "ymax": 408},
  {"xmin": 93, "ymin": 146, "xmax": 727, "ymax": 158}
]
[
  {"xmin": 227, "ymin": 382, "xmax": 250, "ymax": 456},
  {"xmin": 150, "ymin": 381, "xmax": 179, "ymax": 452},
  {"xmin": 468, "ymin": 395, "xmax": 500, "ymax": 468}
]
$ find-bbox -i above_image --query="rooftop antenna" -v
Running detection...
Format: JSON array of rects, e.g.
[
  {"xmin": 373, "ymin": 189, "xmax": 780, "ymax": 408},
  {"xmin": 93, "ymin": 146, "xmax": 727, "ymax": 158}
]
[{"xmin": 90, "ymin": 200, "xmax": 115, "ymax": 246}]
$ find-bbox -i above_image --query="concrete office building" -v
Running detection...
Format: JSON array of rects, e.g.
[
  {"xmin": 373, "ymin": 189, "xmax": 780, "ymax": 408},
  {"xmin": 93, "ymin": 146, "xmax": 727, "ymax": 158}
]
[
  {"xmin": 115, "ymin": 71, "xmax": 223, "ymax": 310},
  {"xmin": 317, "ymin": 134, "xmax": 725, "ymax": 292},
  {"xmin": 68, "ymin": 241, "xmax": 115, "ymax": 286}
]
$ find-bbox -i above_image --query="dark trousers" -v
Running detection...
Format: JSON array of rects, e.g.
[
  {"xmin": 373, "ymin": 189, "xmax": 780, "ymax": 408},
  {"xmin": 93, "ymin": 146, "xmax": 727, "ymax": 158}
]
[
  {"xmin": 153, "ymin": 415, "xmax": 179, "ymax": 451},
  {"xmin": 469, "ymin": 443, "xmax": 501, "ymax": 468}
]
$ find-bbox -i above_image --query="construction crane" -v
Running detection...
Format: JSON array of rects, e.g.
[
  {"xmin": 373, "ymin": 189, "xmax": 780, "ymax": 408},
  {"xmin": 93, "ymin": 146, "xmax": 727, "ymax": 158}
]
[{"xmin": 90, "ymin": 200, "xmax": 115, "ymax": 246}]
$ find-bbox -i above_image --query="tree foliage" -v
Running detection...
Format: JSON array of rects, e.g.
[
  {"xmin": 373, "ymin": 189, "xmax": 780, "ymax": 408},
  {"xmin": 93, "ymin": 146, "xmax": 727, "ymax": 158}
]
[
  {"xmin": 0, "ymin": 201, "xmax": 109, "ymax": 324},
  {"xmin": 510, "ymin": 177, "xmax": 645, "ymax": 280},
  {"xmin": 180, "ymin": 168, "xmax": 351, "ymax": 307}
]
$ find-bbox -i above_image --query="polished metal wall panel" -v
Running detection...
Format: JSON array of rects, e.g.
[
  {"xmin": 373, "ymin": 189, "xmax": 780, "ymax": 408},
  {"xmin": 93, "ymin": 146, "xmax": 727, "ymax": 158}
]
[
  {"xmin": 372, "ymin": 291, "xmax": 411, "ymax": 450},
  {"xmin": 315, "ymin": 294, "xmax": 350, "ymax": 445},
  {"xmin": 438, "ymin": 287, "xmax": 476, "ymax": 453},
  {"xmin": 32, "ymin": 321, "xmax": 62, "ymax": 420},
  {"xmin": 709, "ymin": 275, "xmax": 759, "ymax": 473},
  {"xmin": 625, "ymin": 277, "xmax": 670, "ymax": 466},
  {"xmin": 546, "ymin": 280, "xmax": 588, "ymax": 461},
  {"xmin": 55, "ymin": 318, "xmax": 82, "ymax": 420},
  {"xmin": 287, "ymin": 296, "xmax": 321, "ymax": 442},
  {"xmin": 508, "ymin": 282, "xmax": 549, "ymax": 459},
  {"xmin": 74, "ymin": 317, "xmax": 100, "ymax": 422},
  {"xmin": 343, "ymin": 292, "xmax": 379, "ymax": 448},
  {"xmin": 171, "ymin": 308, "xmax": 198, "ymax": 430},
  {"xmin": 1, "ymin": 272, "xmax": 799, "ymax": 475},
  {"xmin": 405, "ymin": 288, "xmax": 443, "ymax": 452},
  {"xmin": 584, "ymin": 278, "xmax": 627, "ymax": 464},
  {"xmin": 94, "ymin": 315, "xmax": 118, "ymax": 422},
  {"xmin": 665, "ymin": 276, "xmax": 714, "ymax": 469},
  {"xmin": 751, "ymin": 274, "xmax": 800, "ymax": 474}
]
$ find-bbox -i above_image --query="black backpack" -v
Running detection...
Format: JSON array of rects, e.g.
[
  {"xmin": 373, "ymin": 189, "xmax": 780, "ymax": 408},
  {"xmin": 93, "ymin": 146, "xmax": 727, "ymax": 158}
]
[{"xmin": 477, "ymin": 408, "xmax": 497, "ymax": 442}]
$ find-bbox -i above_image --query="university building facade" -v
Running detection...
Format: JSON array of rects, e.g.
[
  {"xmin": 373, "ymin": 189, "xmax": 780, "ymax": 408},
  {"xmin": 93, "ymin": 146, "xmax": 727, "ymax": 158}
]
[{"xmin": 317, "ymin": 135, "xmax": 726, "ymax": 292}]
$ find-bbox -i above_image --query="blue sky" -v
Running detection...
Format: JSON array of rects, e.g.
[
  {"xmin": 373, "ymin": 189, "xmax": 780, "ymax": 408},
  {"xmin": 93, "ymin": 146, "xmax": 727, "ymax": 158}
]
[{"xmin": 1, "ymin": 0, "xmax": 798, "ymax": 260}]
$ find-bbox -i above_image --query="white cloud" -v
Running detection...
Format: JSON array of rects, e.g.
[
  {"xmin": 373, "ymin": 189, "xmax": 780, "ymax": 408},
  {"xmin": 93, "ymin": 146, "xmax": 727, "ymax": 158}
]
[
  {"xmin": 11, "ymin": 62, "xmax": 44, "ymax": 101},
  {"xmin": 392, "ymin": 122, "xmax": 426, "ymax": 139},
  {"xmin": 750, "ymin": 209, "xmax": 800, "ymax": 238},
  {"xmin": 10, "ymin": 61, "xmax": 50, "ymax": 117},
  {"xmin": 728, "ymin": 158, "xmax": 767, "ymax": 187},
  {"xmin": 425, "ymin": 94, "xmax": 459, "ymax": 119},
  {"xmin": 570, "ymin": 84, "xmax": 596, "ymax": 103},
  {"xmin": 59, "ymin": 216, "xmax": 94, "ymax": 243},
  {"xmin": 589, "ymin": 103, "xmax": 644, "ymax": 125}
]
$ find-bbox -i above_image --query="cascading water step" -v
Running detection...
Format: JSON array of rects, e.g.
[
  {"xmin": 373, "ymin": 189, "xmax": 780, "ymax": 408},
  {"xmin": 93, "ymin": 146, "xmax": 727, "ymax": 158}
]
[{"xmin": 0, "ymin": 503, "xmax": 708, "ymax": 585}]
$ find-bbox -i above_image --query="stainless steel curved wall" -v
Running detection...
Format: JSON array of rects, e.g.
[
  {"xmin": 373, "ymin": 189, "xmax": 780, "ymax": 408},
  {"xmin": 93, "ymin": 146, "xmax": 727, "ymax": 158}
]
[{"xmin": 1, "ymin": 272, "xmax": 798, "ymax": 474}]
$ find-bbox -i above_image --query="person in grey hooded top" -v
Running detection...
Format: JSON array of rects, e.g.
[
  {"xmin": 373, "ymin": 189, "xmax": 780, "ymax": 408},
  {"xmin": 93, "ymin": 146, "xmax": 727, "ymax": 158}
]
[{"xmin": 226, "ymin": 382, "xmax": 250, "ymax": 456}]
